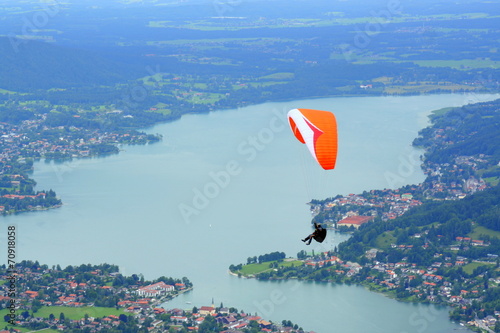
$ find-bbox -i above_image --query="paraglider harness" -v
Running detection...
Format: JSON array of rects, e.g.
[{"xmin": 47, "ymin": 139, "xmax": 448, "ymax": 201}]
[
  {"xmin": 302, "ymin": 223, "xmax": 327, "ymax": 245},
  {"xmin": 312, "ymin": 223, "xmax": 327, "ymax": 243}
]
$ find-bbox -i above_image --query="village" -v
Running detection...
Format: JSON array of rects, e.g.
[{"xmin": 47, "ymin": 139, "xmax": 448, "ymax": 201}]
[
  {"xmin": 0, "ymin": 113, "xmax": 160, "ymax": 162},
  {"xmin": 0, "ymin": 262, "xmax": 308, "ymax": 333},
  {"xmin": 0, "ymin": 113, "xmax": 161, "ymax": 214},
  {"xmin": 234, "ymin": 232, "xmax": 499, "ymax": 332},
  {"xmin": 309, "ymin": 151, "xmax": 490, "ymax": 230},
  {"xmin": 306, "ymin": 244, "xmax": 499, "ymax": 331}
]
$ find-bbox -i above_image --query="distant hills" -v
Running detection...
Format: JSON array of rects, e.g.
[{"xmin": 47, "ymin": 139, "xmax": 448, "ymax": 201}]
[{"xmin": 0, "ymin": 37, "xmax": 141, "ymax": 91}]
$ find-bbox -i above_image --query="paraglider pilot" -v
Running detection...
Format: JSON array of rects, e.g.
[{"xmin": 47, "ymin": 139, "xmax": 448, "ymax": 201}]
[{"xmin": 302, "ymin": 223, "xmax": 327, "ymax": 245}]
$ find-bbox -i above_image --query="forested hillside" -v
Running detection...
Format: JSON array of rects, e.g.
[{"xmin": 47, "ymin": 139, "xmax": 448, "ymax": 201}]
[
  {"xmin": 0, "ymin": 37, "xmax": 142, "ymax": 90},
  {"xmin": 414, "ymin": 99, "xmax": 500, "ymax": 166}
]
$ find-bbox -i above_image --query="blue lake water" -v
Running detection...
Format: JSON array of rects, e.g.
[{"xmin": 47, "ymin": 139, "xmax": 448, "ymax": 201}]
[{"xmin": 2, "ymin": 93, "xmax": 498, "ymax": 332}]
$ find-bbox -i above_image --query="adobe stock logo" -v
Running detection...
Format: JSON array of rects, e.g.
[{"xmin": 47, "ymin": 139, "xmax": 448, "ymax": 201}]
[
  {"xmin": 213, "ymin": 0, "xmax": 242, "ymax": 17},
  {"xmin": 9, "ymin": 0, "xmax": 63, "ymax": 52},
  {"xmin": 178, "ymin": 109, "xmax": 288, "ymax": 224},
  {"xmin": 340, "ymin": 0, "xmax": 403, "ymax": 62},
  {"xmin": 384, "ymin": 149, "xmax": 422, "ymax": 189}
]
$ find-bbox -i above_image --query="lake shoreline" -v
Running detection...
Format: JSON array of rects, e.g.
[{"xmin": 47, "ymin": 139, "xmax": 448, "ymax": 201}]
[{"xmin": 15, "ymin": 94, "xmax": 496, "ymax": 333}]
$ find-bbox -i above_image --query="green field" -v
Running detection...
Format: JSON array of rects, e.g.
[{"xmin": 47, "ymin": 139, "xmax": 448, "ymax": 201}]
[
  {"xmin": 483, "ymin": 177, "xmax": 499, "ymax": 187},
  {"xmin": 147, "ymin": 19, "xmax": 334, "ymax": 31},
  {"xmin": 479, "ymin": 165, "xmax": 500, "ymax": 186},
  {"xmin": 468, "ymin": 225, "xmax": 500, "ymax": 240},
  {"xmin": 409, "ymin": 59, "xmax": 500, "ymax": 70},
  {"xmin": 0, "ymin": 88, "xmax": 16, "ymax": 94},
  {"xmin": 384, "ymin": 83, "xmax": 477, "ymax": 94},
  {"xmin": 2, "ymin": 326, "xmax": 59, "ymax": 333},
  {"xmin": 146, "ymin": 12, "xmax": 499, "ymax": 31},
  {"xmin": 0, "ymin": 306, "xmax": 127, "ymax": 321},
  {"xmin": 430, "ymin": 107, "xmax": 456, "ymax": 117},
  {"xmin": 462, "ymin": 261, "xmax": 496, "ymax": 275},
  {"xmin": 259, "ymin": 72, "xmax": 295, "ymax": 80},
  {"xmin": 238, "ymin": 260, "xmax": 303, "ymax": 276},
  {"xmin": 37, "ymin": 306, "xmax": 127, "ymax": 320},
  {"xmin": 375, "ymin": 231, "xmax": 396, "ymax": 249}
]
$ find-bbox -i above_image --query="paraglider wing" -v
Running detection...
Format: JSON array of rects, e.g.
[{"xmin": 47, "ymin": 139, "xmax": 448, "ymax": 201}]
[{"xmin": 287, "ymin": 108, "xmax": 338, "ymax": 170}]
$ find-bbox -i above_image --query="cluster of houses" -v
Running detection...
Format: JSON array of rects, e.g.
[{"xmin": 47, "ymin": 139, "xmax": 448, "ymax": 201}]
[
  {"xmin": 312, "ymin": 190, "xmax": 424, "ymax": 228},
  {"xmin": 0, "ymin": 265, "xmax": 176, "ymax": 327},
  {"xmin": 0, "ymin": 116, "xmax": 151, "ymax": 162},
  {"xmin": 423, "ymin": 154, "xmax": 490, "ymax": 198},
  {"xmin": 0, "ymin": 190, "xmax": 48, "ymax": 213},
  {"xmin": 351, "ymin": 249, "xmax": 500, "ymax": 329},
  {"xmin": 163, "ymin": 306, "xmax": 303, "ymax": 333},
  {"xmin": 0, "ymin": 264, "xmax": 308, "ymax": 332},
  {"xmin": 303, "ymin": 255, "xmax": 341, "ymax": 268},
  {"xmin": 135, "ymin": 282, "xmax": 176, "ymax": 298},
  {"xmin": 0, "ymin": 115, "xmax": 160, "ymax": 213},
  {"xmin": 450, "ymin": 236, "xmax": 490, "ymax": 251},
  {"xmin": 311, "ymin": 138, "xmax": 493, "ymax": 226},
  {"xmin": 0, "ymin": 267, "xmax": 124, "ymax": 308},
  {"xmin": 296, "ymin": 245, "xmax": 498, "ymax": 331}
]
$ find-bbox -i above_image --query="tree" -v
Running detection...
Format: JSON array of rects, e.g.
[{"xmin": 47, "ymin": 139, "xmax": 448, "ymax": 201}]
[
  {"xmin": 143, "ymin": 317, "xmax": 154, "ymax": 328},
  {"xmin": 31, "ymin": 299, "xmax": 42, "ymax": 313},
  {"xmin": 198, "ymin": 315, "xmax": 220, "ymax": 333},
  {"xmin": 247, "ymin": 320, "xmax": 260, "ymax": 333},
  {"xmin": 297, "ymin": 250, "xmax": 307, "ymax": 260}
]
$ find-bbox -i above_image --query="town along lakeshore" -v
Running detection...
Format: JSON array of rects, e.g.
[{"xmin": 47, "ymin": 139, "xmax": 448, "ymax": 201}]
[{"xmin": 6, "ymin": 94, "xmax": 498, "ymax": 332}]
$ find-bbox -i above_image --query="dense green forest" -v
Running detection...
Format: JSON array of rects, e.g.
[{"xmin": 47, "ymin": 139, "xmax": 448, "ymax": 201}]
[{"xmin": 0, "ymin": 37, "xmax": 141, "ymax": 91}]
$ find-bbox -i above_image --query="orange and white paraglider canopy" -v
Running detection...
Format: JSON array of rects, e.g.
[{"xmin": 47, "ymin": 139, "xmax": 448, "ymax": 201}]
[{"xmin": 287, "ymin": 108, "xmax": 338, "ymax": 170}]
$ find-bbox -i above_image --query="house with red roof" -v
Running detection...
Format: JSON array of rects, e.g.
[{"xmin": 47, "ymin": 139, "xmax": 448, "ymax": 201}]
[
  {"xmin": 337, "ymin": 215, "xmax": 374, "ymax": 229},
  {"xmin": 199, "ymin": 306, "xmax": 215, "ymax": 316},
  {"xmin": 172, "ymin": 316, "xmax": 188, "ymax": 323}
]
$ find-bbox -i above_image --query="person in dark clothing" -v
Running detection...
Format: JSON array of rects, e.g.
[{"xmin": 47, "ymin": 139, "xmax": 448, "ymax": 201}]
[{"xmin": 302, "ymin": 223, "xmax": 327, "ymax": 245}]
